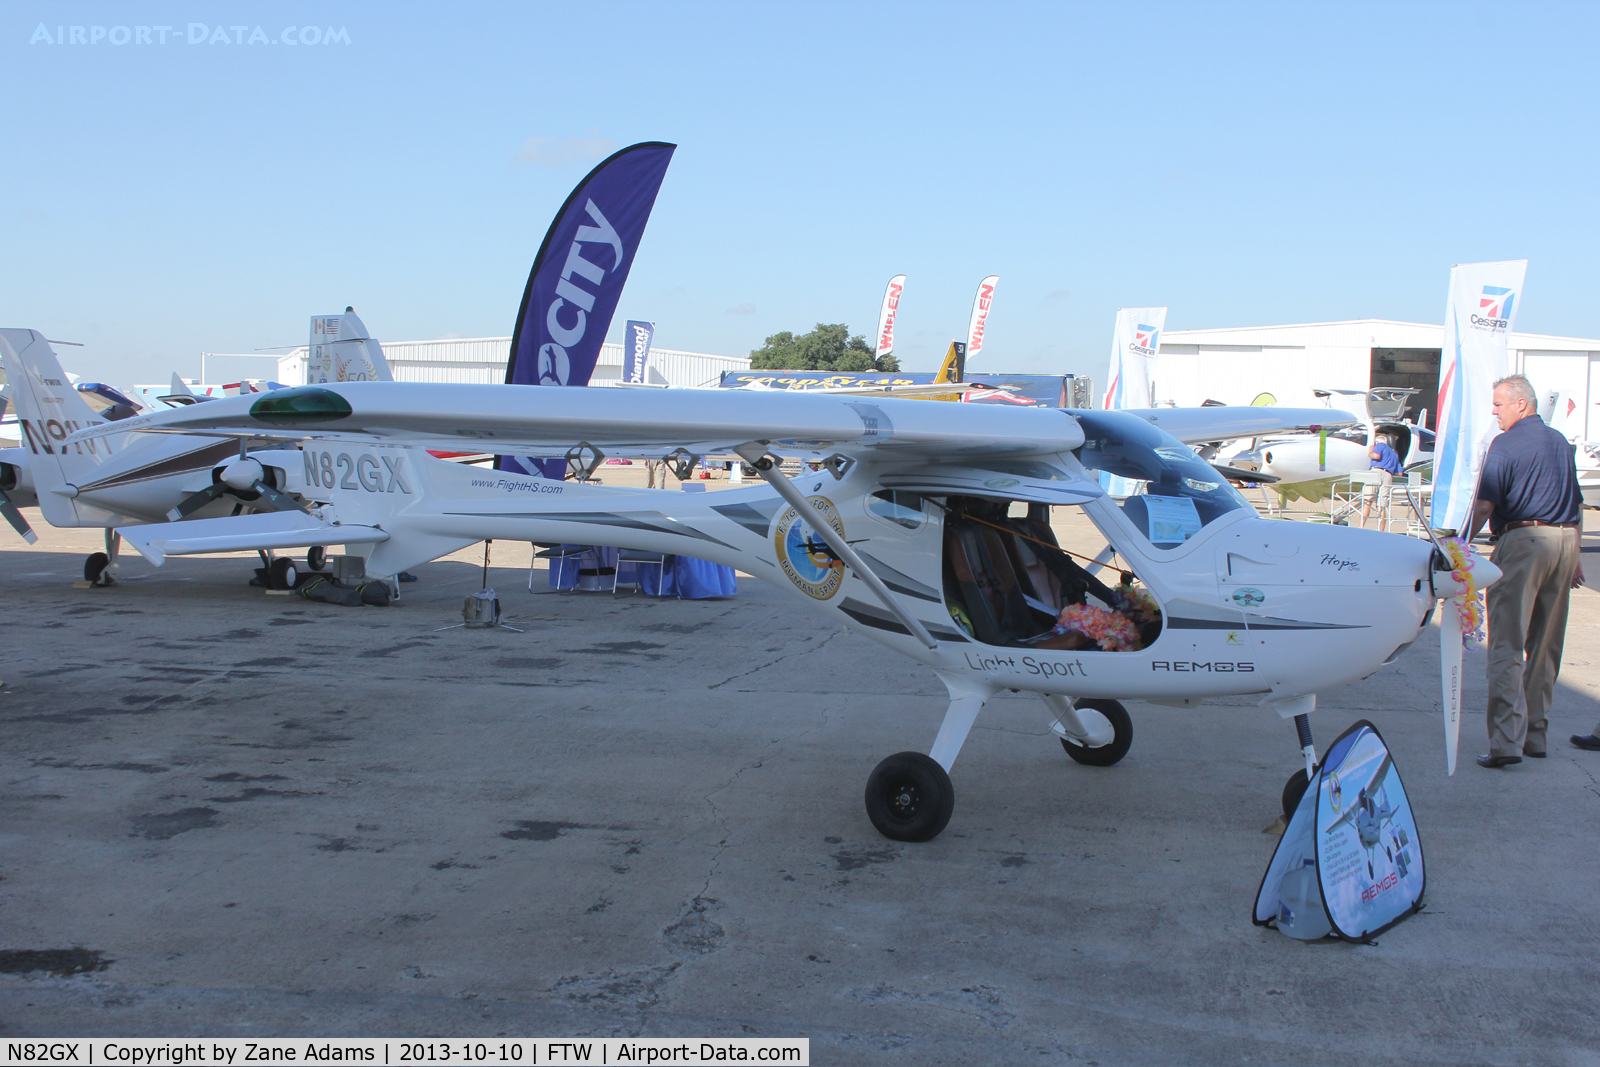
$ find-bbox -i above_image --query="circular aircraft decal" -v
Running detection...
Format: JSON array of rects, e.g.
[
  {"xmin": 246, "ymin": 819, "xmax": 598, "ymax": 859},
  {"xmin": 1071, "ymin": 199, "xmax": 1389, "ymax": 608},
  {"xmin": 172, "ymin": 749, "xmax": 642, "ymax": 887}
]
[
  {"xmin": 1232, "ymin": 587, "xmax": 1266, "ymax": 608},
  {"xmin": 773, "ymin": 496, "xmax": 847, "ymax": 600}
]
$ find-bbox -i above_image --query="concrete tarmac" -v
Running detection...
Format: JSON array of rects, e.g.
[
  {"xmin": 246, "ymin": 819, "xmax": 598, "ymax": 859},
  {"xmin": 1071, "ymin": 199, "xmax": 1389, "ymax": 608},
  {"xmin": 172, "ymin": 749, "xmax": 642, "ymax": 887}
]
[{"xmin": 2, "ymin": 518, "xmax": 1598, "ymax": 1065}]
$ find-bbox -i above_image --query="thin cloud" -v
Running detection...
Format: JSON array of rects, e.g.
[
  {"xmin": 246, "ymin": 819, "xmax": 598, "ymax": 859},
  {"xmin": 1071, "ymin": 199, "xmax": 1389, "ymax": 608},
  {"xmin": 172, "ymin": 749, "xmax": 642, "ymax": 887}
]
[
  {"xmin": 726, "ymin": 303, "xmax": 757, "ymax": 316},
  {"xmin": 1045, "ymin": 289, "xmax": 1071, "ymax": 301},
  {"xmin": 515, "ymin": 134, "xmax": 615, "ymax": 167}
]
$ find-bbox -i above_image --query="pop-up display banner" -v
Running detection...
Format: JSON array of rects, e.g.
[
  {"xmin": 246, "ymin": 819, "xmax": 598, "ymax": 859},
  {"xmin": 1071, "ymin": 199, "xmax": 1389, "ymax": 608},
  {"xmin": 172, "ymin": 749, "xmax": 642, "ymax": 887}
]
[{"xmin": 1254, "ymin": 720, "xmax": 1425, "ymax": 943}]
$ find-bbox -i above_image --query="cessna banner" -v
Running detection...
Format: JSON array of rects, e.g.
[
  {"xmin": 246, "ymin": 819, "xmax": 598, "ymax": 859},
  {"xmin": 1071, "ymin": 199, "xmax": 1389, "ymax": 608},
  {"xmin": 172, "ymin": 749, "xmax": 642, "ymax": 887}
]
[{"xmin": 65, "ymin": 374, "xmax": 1494, "ymax": 842}]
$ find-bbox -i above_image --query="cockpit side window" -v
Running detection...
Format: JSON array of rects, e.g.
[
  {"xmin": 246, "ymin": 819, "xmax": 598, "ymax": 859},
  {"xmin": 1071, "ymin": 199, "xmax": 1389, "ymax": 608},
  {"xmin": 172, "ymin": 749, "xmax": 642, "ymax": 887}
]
[{"xmin": 1072, "ymin": 410, "xmax": 1249, "ymax": 549}]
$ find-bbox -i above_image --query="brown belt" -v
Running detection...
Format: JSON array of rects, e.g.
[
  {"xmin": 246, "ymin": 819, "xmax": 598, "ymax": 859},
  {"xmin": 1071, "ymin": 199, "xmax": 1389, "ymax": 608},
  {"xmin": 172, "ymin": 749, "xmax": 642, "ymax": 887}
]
[{"xmin": 1504, "ymin": 520, "xmax": 1580, "ymax": 531}]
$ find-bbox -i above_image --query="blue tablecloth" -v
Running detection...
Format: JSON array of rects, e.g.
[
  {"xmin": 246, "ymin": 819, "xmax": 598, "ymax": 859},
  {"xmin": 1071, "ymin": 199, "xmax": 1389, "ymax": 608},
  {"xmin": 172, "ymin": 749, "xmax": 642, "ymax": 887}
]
[
  {"xmin": 640, "ymin": 554, "xmax": 737, "ymax": 599},
  {"xmin": 547, "ymin": 545, "xmax": 735, "ymax": 598}
]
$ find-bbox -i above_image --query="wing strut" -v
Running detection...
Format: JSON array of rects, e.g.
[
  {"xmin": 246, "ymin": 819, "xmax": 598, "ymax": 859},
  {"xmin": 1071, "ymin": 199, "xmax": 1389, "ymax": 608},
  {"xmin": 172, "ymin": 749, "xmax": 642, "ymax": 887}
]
[{"xmin": 735, "ymin": 443, "xmax": 938, "ymax": 650}]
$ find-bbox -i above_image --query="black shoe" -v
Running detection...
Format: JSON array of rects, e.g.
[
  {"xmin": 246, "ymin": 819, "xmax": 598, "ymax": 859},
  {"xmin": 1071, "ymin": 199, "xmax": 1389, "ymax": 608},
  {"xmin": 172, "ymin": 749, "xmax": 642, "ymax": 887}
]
[
  {"xmin": 1524, "ymin": 750, "xmax": 1547, "ymax": 758},
  {"xmin": 1571, "ymin": 734, "xmax": 1600, "ymax": 751},
  {"xmin": 1476, "ymin": 754, "xmax": 1523, "ymax": 769}
]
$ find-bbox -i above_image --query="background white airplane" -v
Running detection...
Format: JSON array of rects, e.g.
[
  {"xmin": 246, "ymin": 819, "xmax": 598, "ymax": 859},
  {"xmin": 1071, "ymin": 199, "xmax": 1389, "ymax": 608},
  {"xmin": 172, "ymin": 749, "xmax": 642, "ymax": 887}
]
[
  {"xmin": 66, "ymin": 373, "xmax": 1495, "ymax": 842},
  {"xmin": 0, "ymin": 313, "xmax": 387, "ymax": 587}
]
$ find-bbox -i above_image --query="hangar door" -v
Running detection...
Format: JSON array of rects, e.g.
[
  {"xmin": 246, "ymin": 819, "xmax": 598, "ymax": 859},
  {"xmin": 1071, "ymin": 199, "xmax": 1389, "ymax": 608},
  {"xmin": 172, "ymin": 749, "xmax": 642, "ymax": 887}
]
[{"xmin": 1370, "ymin": 348, "xmax": 1441, "ymax": 428}]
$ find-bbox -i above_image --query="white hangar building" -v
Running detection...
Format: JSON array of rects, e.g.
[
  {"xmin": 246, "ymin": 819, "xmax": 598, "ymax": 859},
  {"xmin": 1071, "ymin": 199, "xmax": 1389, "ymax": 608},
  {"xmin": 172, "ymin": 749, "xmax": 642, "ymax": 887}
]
[
  {"xmin": 276, "ymin": 337, "xmax": 749, "ymax": 390},
  {"xmin": 1155, "ymin": 320, "xmax": 1600, "ymax": 437}
]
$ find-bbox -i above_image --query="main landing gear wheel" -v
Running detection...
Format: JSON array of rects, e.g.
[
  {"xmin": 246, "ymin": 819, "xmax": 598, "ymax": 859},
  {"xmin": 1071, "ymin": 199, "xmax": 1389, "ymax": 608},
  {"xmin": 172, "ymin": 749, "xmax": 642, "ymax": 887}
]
[
  {"xmin": 1282, "ymin": 768, "xmax": 1310, "ymax": 820},
  {"xmin": 865, "ymin": 751, "xmax": 954, "ymax": 842},
  {"xmin": 84, "ymin": 552, "xmax": 112, "ymax": 585},
  {"xmin": 268, "ymin": 557, "xmax": 298, "ymax": 590},
  {"xmin": 1059, "ymin": 698, "xmax": 1133, "ymax": 767},
  {"xmin": 306, "ymin": 546, "xmax": 327, "ymax": 571}
]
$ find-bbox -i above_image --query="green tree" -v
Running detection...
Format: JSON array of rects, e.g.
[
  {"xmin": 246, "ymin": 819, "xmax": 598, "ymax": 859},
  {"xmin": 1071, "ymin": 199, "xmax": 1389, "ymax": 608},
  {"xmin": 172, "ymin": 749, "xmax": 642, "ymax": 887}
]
[{"xmin": 749, "ymin": 323, "xmax": 900, "ymax": 372}]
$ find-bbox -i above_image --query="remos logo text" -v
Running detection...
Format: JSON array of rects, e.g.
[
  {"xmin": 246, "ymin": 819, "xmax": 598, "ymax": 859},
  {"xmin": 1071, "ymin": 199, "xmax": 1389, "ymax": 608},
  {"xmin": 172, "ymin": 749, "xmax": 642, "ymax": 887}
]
[
  {"xmin": 539, "ymin": 200, "xmax": 624, "ymax": 386},
  {"xmin": 1128, "ymin": 324, "xmax": 1160, "ymax": 357},
  {"xmin": 1470, "ymin": 285, "xmax": 1515, "ymax": 331}
]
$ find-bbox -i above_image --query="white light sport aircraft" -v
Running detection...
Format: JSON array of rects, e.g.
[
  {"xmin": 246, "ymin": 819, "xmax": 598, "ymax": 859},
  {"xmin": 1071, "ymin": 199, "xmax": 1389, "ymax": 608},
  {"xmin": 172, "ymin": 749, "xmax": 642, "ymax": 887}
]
[
  {"xmin": 65, "ymin": 372, "xmax": 1498, "ymax": 843},
  {"xmin": 0, "ymin": 316, "xmax": 385, "ymax": 587}
]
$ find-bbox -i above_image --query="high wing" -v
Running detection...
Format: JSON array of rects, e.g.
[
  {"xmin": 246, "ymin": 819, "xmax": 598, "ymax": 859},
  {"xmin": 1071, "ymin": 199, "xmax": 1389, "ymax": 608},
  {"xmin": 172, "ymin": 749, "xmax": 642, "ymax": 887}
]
[
  {"xmin": 68, "ymin": 382, "xmax": 1088, "ymax": 464},
  {"xmin": 1119, "ymin": 406, "xmax": 1358, "ymax": 445}
]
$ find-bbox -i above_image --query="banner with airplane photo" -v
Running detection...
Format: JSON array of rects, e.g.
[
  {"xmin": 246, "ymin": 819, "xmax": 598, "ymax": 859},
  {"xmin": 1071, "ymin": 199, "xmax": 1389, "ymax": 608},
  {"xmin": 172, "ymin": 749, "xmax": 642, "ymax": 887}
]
[{"xmin": 1255, "ymin": 720, "xmax": 1425, "ymax": 943}]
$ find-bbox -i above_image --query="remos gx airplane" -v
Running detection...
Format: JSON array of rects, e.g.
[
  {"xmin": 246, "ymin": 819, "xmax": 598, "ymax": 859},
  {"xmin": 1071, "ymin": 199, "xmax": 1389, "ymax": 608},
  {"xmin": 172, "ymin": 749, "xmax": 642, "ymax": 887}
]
[{"xmin": 64, "ymin": 370, "xmax": 1495, "ymax": 842}]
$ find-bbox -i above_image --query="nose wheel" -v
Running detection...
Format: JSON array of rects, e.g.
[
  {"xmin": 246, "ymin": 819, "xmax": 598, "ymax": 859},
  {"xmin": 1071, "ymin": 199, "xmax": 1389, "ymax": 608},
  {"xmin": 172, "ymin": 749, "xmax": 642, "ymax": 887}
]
[
  {"xmin": 865, "ymin": 751, "xmax": 954, "ymax": 842},
  {"xmin": 1058, "ymin": 698, "xmax": 1133, "ymax": 766}
]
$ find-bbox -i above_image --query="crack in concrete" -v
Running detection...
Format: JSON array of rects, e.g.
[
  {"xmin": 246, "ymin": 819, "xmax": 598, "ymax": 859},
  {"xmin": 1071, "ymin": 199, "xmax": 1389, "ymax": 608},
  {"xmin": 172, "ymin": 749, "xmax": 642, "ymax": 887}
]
[{"xmin": 707, "ymin": 628, "xmax": 843, "ymax": 689}]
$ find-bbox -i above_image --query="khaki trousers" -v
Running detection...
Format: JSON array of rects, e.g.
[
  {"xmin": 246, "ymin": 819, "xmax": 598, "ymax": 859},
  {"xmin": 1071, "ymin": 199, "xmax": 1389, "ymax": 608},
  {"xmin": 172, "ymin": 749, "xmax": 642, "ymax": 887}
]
[{"xmin": 1485, "ymin": 525, "xmax": 1580, "ymax": 757}]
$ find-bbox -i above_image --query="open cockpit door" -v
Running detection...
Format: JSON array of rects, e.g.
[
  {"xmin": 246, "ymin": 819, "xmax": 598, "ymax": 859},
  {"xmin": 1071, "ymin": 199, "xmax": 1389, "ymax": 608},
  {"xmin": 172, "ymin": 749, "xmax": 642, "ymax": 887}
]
[{"xmin": 877, "ymin": 458, "xmax": 1103, "ymax": 506}]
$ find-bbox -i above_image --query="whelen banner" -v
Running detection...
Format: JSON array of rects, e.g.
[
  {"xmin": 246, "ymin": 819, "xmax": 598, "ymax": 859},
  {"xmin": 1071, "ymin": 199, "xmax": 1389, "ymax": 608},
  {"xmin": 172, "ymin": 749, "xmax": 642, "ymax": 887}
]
[
  {"xmin": 1101, "ymin": 307, "xmax": 1167, "ymax": 410},
  {"xmin": 499, "ymin": 141, "xmax": 676, "ymax": 478},
  {"xmin": 622, "ymin": 319, "xmax": 655, "ymax": 384},
  {"xmin": 875, "ymin": 275, "xmax": 906, "ymax": 363},
  {"xmin": 965, "ymin": 276, "xmax": 999, "ymax": 360},
  {"xmin": 1430, "ymin": 259, "xmax": 1528, "ymax": 534}
]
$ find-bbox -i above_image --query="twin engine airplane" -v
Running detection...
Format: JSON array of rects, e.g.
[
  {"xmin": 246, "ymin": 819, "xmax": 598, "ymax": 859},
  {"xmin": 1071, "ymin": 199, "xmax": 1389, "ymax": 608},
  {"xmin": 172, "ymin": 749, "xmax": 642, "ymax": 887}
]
[{"xmin": 48, "ymin": 335, "xmax": 1497, "ymax": 842}]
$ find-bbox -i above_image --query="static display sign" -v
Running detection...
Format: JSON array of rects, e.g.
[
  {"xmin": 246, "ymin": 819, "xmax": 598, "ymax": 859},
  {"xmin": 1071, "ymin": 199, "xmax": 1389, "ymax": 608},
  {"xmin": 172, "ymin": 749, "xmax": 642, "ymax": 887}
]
[{"xmin": 1255, "ymin": 720, "xmax": 1425, "ymax": 943}]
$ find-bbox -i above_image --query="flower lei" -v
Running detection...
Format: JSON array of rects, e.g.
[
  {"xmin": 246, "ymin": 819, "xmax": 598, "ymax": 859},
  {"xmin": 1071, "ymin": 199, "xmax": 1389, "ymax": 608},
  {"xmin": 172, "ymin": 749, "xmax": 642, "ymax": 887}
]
[
  {"xmin": 1053, "ymin": 603, "xmax": 1140, "ymax": 652},
  {"xmin": 1441, "ymin": 536, "xmax": 1486, "ymax": 648},
  {"xmin": 1112, "ymin": 581, "xmax": 1161, "ymax": 625}
]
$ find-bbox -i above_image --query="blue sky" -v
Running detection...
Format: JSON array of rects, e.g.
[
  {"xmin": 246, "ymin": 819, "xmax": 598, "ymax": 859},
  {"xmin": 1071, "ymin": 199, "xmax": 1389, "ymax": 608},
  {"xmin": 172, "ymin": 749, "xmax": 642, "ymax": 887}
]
[{"xmin": 4, "ymin": 1, "xmax": 1597, "ymax": 387}]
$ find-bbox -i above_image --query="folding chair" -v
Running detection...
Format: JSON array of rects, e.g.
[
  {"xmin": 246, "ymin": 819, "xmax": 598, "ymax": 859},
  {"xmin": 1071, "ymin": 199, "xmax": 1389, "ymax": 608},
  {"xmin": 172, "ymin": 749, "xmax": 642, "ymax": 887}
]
[
  {"xmin": 532, "ymin": 543, "xmax": 588, "ymax": 593},
  {"xmin": 613, "ymin": 549, "xmax": 671, "ymax": 596}
]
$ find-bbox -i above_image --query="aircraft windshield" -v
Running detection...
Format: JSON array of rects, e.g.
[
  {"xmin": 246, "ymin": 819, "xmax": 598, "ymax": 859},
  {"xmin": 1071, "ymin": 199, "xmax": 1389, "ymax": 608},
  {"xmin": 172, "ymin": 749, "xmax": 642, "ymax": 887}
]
[{"xmin": 1072, "ymin": 410, "xmax": 1250, "ymax": 548}]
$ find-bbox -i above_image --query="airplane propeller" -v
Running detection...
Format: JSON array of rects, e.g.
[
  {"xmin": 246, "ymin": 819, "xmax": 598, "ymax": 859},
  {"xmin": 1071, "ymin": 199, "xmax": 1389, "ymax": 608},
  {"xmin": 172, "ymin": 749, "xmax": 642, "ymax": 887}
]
[
  {"xmin": 1406, "ymin": 489, "xmax": 1498, "ymax": 775},
  {"xmin": 166, "ymin": 452, "xmax": 307, "ymax": 522},
  {"xmin": 0, "ymin": 488, "xmax": 37, "ymax": 543}
]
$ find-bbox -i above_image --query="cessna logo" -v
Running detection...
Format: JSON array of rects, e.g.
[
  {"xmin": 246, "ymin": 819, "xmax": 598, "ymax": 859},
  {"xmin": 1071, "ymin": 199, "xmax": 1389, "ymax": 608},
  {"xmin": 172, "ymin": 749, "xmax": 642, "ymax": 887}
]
[
  {"xmin": 1128, "ymin": 324, "xmax": 1160, "ymax": 357},
  {"xmin": 540, "ymin": 199, "xmax": 625, "ymax": 386},
  {"xmin": 1469, "ymin": 285, "xmax": 1515, "ymax": 331}
]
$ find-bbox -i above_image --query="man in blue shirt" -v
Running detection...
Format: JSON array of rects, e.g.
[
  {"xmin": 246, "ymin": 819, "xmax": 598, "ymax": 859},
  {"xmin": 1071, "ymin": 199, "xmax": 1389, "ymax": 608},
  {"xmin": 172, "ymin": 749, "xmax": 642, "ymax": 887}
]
[
  {"xmin": 1358, "ymin": 433, "xmax": 1405, "ymax": 528},
  {"xmin": 1467, "ymin": 374, "xmax": 1584, "ymax": 767}
]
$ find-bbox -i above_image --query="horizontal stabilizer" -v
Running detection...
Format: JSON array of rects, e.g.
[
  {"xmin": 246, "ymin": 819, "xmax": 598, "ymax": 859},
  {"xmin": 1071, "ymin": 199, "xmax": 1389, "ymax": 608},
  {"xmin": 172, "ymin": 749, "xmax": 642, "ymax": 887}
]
[
  {"xmin": 118, "ymin": 511, "xmax": 388, "ymax": 566},
  {"xmin": 1120, "ymin": 407, "xmax": 1359, "ymax": 445}
]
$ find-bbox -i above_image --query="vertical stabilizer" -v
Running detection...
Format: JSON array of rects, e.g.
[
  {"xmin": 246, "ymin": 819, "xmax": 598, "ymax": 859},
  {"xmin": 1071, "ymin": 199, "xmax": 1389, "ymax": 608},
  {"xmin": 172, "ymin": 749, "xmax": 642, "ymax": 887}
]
[
  {"xmin": 307, "ymin": 309, "xmax": 393, "ymax": 383},
  {"xmin": 0, "ymin": 329, "xmax": 117, "ymax": 525}
]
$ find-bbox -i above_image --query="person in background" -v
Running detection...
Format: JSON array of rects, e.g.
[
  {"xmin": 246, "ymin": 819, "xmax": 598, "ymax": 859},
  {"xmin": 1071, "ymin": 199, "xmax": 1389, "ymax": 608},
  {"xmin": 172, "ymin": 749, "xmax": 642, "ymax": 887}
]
[
  {"xmin": 1468, "ymin": 374, "xmax": 1584, "ymax": 768},
  {"xmin": 1359, "ymin": 432, "xmax": 1405, "ymax": 529}
]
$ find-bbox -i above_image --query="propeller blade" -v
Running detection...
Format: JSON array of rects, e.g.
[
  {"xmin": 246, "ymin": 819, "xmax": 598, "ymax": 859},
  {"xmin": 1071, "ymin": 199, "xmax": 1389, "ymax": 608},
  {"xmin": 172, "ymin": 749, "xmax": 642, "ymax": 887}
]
[
  {"xmin": 0, "ymin": 491, "xmax": 38, "ymax": 544},
  {"xmin": 248, "ymin": 480, "xmax": 309, "ymax": 515},
  {"xmin": 167, "ymin": 483, "xmax": 227, "ymax": 521},
  {"xmin": 1441, "ymin": 597, "xmax": 1463, "ymax": 775}
]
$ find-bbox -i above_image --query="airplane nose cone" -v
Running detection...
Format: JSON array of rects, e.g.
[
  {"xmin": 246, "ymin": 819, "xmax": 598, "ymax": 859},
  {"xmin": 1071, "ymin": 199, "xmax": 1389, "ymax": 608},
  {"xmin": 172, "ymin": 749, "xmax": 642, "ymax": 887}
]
[{"xmin": 1475, "ymin": 555, "xmax": 1503, "ymax": 590}]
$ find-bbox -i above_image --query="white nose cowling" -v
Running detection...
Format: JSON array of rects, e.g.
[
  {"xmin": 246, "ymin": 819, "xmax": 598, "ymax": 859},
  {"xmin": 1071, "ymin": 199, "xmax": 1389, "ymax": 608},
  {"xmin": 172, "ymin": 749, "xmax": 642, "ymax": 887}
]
[{"xmin": 220, "ymin": 457, "xmax": 264, "ymax": 491}]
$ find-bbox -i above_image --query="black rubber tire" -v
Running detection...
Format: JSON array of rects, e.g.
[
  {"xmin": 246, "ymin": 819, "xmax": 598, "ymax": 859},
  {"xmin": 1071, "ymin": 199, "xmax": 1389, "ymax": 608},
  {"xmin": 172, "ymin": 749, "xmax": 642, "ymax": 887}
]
[
  {"xmin": 1059, "ymin": 698, "xmax": 1133, "ymax": 766},
  {"xmin": 306, "ymin": 546, "xmax": 327, "ymax": 571},
  {"xmin": 864, "ymin": 751, "xmax": 954, "ymax": 842},
  {"xmin": 269, "ymin": 557, "xmax": 298, "ymax": 590},
  {"xmin": 1282, "ymin": 768, "xmax": 1310, "ymax": 819},
  {"xmin": 84, "ymin": 552, "xmax": 110, "ymax": 584}
]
